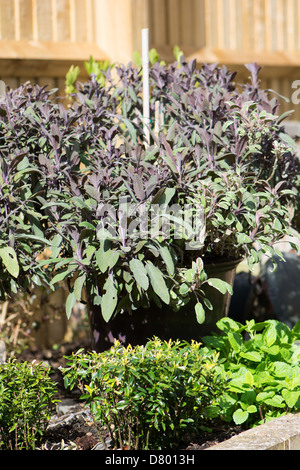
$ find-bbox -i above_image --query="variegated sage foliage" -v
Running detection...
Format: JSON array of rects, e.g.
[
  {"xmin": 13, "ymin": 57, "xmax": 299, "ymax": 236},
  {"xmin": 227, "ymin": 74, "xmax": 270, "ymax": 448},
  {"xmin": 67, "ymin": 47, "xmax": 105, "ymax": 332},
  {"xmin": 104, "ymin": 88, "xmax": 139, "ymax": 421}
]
[
  {"xmin": 0, "ymin": 57, "xmax": 298, "ymax": 326},
  {"xmin": 0, "ymin": 85, "xmax": 62, "ymax": 298}
]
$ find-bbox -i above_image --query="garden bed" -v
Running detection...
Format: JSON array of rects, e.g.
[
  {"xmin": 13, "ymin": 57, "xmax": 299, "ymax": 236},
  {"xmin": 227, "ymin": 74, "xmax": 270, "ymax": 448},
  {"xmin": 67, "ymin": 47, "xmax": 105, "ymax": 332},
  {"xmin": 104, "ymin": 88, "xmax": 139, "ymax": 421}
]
[
  {"xmin": 16, "ymin": 342, "xmax": 242, "ymax": 451},
  {"xmin": 14, "ymin": 314, "xmax": 300, "ymax": 451},
  {"xmin": 42, "ymin": 398, "xmax": 243, "ymax": 451}
]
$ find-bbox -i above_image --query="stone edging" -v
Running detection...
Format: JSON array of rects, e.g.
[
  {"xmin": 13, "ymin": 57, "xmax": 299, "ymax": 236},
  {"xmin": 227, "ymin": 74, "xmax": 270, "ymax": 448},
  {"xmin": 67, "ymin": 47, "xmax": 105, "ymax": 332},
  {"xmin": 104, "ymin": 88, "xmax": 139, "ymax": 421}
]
[{"xmin": 206, "ymin": 413, "xmax": 300, "ymax": 450}]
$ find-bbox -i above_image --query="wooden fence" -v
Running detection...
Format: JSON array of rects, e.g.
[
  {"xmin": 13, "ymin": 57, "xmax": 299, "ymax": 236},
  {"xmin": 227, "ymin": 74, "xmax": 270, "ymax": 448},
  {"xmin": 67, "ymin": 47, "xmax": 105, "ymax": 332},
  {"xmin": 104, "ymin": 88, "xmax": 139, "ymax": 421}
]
[
  {"xmin": 0, "ymin": 0, "xmax": 105, "ymax": 92},
  {"xmin": 0, "ymin": 0, "xmax": 299, "ymax": 118},
  {"xmin": 147, "ymin": 0, "xmax": 300, "ymax": 58},
  {"xmin": 145, "ymin": 0, "xmax": 300, "ymax": 120},
  {"xmin": 0, "ymin": 0, "xmax": 95, "ymax": 43}
]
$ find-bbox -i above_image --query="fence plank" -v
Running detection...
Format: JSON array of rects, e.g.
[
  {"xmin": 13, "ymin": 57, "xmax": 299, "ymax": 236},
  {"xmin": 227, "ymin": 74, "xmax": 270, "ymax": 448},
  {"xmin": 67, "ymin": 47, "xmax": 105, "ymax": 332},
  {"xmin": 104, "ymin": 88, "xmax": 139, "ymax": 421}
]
[
  {"xmin": 74, "ymin": 0, "xmax": 87, "ymax": 42},
  {"xmin": 286, "ymin": 0, "xmax": 295, "ymax": 50},
  {"xmin": 276, "ymin": 0, "xmax": 285, "ymax": 51},
  {"xmin": 242, "ymin": 0, "xmax": 252, "ymax": 51},
  {"xmin": 35, "ymin": 0, "xmax": 53, "ymax": 41},
  {"xmin": 297, "ymin": 0, "xmax": 300, "ymax": 50},
  {"xmin": 132, "ymin": 0, "xmax": 151, "ymax": 52},
  {"xmin": 55, "ymin": 0, "xmax": 71, "ymax": 42},
  {"xmin": 0, "ymin": 0, "xmax": 15, "ymax": 40},
  {"xmin": 216, "ymin": 0, "xmax": 224, "ymax": 48},
  {"xmin": 180, "ymin": 0, "xmax": 194, "ymax": 46},
  {"xmin": 19, "ymin": 0, "xmax": 34, "ymax": 40},
  {"xmin": 264, "ymin": 0, "xmax": 273, "ymax": 50},
  {"xmin": 192, "ymin": 0, "xmax": 205, "ymax": 48},
  {"xmin": 86, "ymin": 0, "xmax": 94, "ymax": 43},
  {"xmin": 253, "ymin": 0, "xmax": 264, "ymax": 51},
  {"xmin": 151, "ymin": 0, "xmax": 167, "ymax": 46},
  {"xmin": 166, "ymin": 0, "xmax": 180, "ymax": 46}
]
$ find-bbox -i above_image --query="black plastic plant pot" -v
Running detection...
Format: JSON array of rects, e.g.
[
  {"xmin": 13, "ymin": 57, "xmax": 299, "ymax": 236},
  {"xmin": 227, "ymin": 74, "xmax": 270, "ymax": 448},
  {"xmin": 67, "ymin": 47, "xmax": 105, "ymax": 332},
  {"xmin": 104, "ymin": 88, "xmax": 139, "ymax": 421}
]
[{"xmin": 88, "ymin": 257, "xmax": 242, "ymax": 352}]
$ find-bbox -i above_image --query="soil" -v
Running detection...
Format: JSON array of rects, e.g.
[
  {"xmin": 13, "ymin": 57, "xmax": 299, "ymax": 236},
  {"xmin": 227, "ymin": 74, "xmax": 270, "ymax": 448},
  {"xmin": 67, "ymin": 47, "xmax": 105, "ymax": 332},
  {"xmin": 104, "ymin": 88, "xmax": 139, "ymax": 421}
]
[{"xmin": 16, "ymin": 342, "xmax": 243, "ymax": 451}]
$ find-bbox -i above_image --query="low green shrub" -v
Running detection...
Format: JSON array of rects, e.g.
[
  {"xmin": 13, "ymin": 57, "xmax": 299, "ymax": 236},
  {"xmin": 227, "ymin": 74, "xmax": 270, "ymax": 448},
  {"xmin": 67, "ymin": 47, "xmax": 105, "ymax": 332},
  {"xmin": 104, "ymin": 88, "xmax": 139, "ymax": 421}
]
[
  {"xmin": 203, "ymin": 317, "xmax": 300, "ymax": 427},
  {"xmin": 0, "ymin": 359, "xmax": 58, "ymax": 450},
  {"xmin": 62, "ymin": 318, "xmax": 300, "ymax": 450},
  {"xmin": 62, "ymin": 338, "xmax": 224, "ymax": 450}
]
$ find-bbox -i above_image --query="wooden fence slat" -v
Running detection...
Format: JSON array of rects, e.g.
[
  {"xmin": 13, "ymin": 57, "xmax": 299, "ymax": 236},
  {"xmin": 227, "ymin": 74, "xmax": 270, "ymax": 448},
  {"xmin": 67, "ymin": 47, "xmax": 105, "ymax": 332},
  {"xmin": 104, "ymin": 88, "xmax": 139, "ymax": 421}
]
[
  {"xmin": 286, "ymin": 0, "xmax": 295, "ymax": 50},
  {"xmin": 253, "ymin": 0, "xmax": 264, "ymax": 52},
  {"xmin": 85, "ymin": 0, "xmax": 93, "ymax": 43},
  {"xmin": 180, "ymin": 0, "xmax": 194, "ymax": 46},
  {"xmin": 295, "ymin": 0, "xmax": 300, "ymax": 51},
  {"xmin": 264, "ymin": 0, "xmax": 272, "ymax": 51},
  {"xmin": 211, "ymin": 0, "xmax": 218, "ymax": 47},
  {"xmin": 227, "ymin": 0, "xmax": 236, "ymax": 50},
  {"xmin": 192, "ymin": 0, "xmax": 205, "ymax": 48},
  {"xmin": 55, "ymin": 0, "xmax": 71, "ymax": 42},
  {"xmin": 35, "ymin": 0, "xmax": 53, "ymax": 41},
  {"xmin": 235, "ymin": 0, "xmax": 243, "ymax": 50},
  {"xmin": 20, "ymin": 0, "xmax": 34, "ymax": 40},
  {"xmin": 74, "ymin": 0, "xmax": 87, "ymax": 43},
  {"xmin": 132, "ymin": 0, "xmax": 151, "ymax": 52},
  {"xmin": 151, "ymin": 0, "xmax": 167, "ymax": 46},
  {"xmin": 51, "ymin": 0, "xmax": 58, "ymax": 42},
  {"xmin": 222, "ymin": 0, "xmax": 230, "ymax": 50},
  {"xmin": 276, "ymin": 0, "xmax": 285, "ymax": 51},
  {"xmin": 0, "ymin": 0, "xmax": 15, "ymax": 40},
  {"xmin": 14, "ymin": 0, "xmax": 20, "ymax": 41},
  {"xmin": 204, "ymin": 0, "xmax": 211, "ymax": 48},
  {"xmin": 216, "ymin": 0, "xmax": 224, "ymax": 48},
  {"xmin": 242, "ymin": 0, "xmax": 252, "ymax": 51},
  {"xmin": 297, "ymin": 0, "xmax": 300, "ymax": 51},
  {"xmin": 69, "ymin": 0, "xmax": 76, "ymax": 42},
  {"xmin": 32, "ymin": 0, "xmax": 38, "ymax": 41}
]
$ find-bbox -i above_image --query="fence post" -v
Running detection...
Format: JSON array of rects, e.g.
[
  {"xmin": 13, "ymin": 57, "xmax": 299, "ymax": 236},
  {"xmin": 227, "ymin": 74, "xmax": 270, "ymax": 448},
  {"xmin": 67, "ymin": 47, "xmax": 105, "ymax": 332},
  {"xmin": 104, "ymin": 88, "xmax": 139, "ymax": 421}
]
[{"xmin": 142, "ymin": 28, "xmax": 150, "ymax": 147}]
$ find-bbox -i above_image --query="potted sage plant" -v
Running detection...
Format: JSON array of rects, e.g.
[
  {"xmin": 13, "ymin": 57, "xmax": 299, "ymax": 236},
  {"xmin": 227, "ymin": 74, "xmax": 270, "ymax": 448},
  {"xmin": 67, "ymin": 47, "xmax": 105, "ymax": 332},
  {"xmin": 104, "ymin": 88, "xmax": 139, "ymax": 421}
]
[
  {"xmin": 65, "ymin": 57, "xmax": 298, "ymax": 350},
  {"xmin": 0, "ymin": 57, "xmax": 298, "ymax": 351}
]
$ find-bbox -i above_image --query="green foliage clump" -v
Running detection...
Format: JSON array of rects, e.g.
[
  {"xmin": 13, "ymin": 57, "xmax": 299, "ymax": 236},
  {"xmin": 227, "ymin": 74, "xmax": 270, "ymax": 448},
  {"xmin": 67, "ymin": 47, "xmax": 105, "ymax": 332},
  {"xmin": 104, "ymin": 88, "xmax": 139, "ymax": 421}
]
[
  {"xmin": 61, "ymin": 337, "xmax": 224, "ymax": 450},
  {"xmin": 0, "ymin": 359, "xmax": 58, "ymax": 450},
  {"xmin": 61, "ymin": 318, "xmax": 300, "ymax": 449},
  {"xmin": 203, "ymin": 317, "xmax": 300, "ymax": 427},
  {"xmin": 65, "ymin": 56, "xmax": 111, "ymax": 95}
]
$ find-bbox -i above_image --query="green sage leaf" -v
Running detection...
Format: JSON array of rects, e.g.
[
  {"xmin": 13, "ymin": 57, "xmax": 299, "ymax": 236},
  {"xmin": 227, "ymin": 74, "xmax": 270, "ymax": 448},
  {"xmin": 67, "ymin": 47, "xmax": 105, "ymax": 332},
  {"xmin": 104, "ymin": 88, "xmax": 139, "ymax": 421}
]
[
  {"xmin": 66, "ymin": 291, "xmax": 76, "ymax": 320},
  {"xmin": 101, "ymin": 276, "xmax": 118, "ymax": 322},
  {"xmin": 73, "ymin": 273, "xmax": 86, "ymax": 301},
  {"xmin": 206, "ymin": 278, "xmax": 233, "ymax": 295},
  {"xmin": 159, "ymin": 245, "xmax": 175, "ymax": 276},
  {"xmin": 146, "ymin": 262, "xmax": 170, "ymax": 304},
  {"xmin": 129, "ymin": 259, "xmax": 149, "ymax": 290},
  {"xmin": 0, "ymin": 247, "xmax": 19, "ymax": 278},
  {"xmin": 195, "ymin": 302, "xmax": 205, "ymax": 324}
]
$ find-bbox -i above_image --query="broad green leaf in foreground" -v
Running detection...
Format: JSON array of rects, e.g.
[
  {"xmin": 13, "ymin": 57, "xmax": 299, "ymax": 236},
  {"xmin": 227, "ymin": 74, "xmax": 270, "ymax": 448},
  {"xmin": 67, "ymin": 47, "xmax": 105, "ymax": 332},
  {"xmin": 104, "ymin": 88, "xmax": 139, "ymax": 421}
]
[
  {"xmin": 66, "ymin": 291, "xmax": 77, "ymax": 319},
  {"xmin": 101, "ymin": 276, "xmax": 118, "ymax": 322},
  {"xmin": 0, "ymin": 247, "xmax": 19, "ymax": 278},
  {"xmin": 145, "ymin": 261, "xmax": 170, "ymax": 304},
  {"xmin": 195, "ymin": 302, "xmax": 205, "ymax": 324},
  {"xmin": 129, "ymin": 258, "xmax": 149, "ymax": 290},
  {"xmin": 233, "ymin": 408, "xmax": 249, "ymax": 425},
  {"xmin": 206, "ymin": 278, "xmax": 233, "ymax": 295},
  {"xmin": 73, "ymin": 273, "xmax": 86, "ymax": 301}
]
